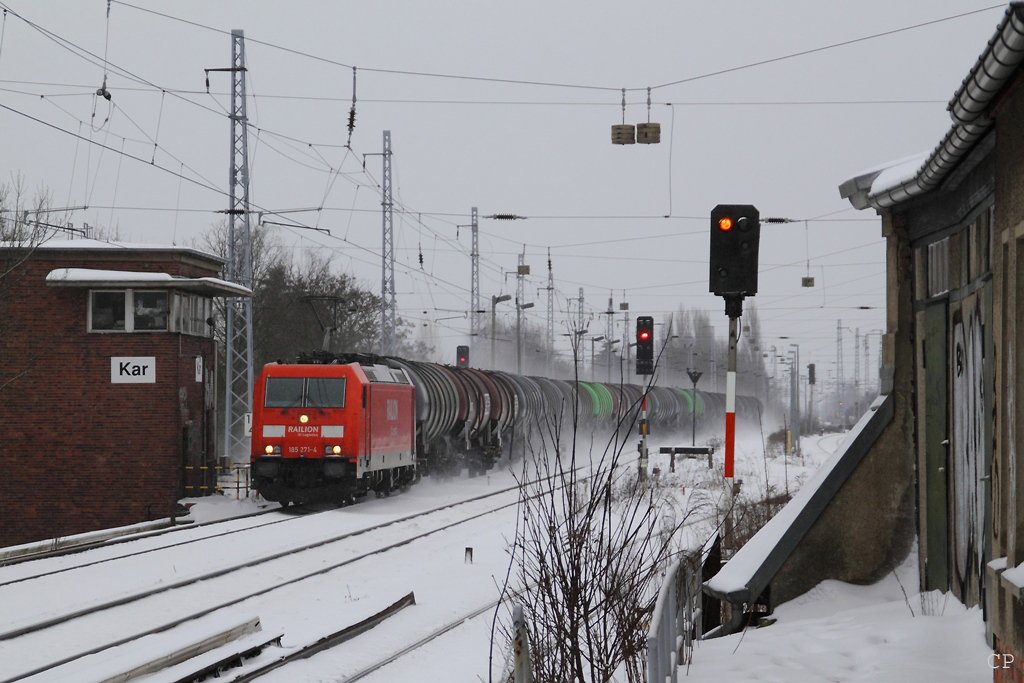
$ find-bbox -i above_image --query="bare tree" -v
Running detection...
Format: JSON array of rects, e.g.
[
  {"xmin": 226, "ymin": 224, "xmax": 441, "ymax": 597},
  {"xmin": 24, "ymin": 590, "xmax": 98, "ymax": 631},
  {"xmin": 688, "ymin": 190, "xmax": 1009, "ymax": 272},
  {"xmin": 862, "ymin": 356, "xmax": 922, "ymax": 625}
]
[
  {"xmin": 196, "ymin": 221, "xmax": 433, "ymax": 366},
  {"xmin": 503, "ymin": 348, "xmax": 701, "ymax": 682},
  {"xmin": 0, "ymin": 174, "xmax": 56, "ymax": 273},
  {"xmin": 0, "ymin": 176, "xmax": 59, "ymax": 395}
]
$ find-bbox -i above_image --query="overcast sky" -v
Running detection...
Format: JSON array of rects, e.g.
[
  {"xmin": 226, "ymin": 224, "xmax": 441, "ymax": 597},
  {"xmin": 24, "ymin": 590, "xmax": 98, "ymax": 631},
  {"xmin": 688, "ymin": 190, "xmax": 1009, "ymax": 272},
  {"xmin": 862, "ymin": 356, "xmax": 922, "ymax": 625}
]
[{"xmin": 0, "ymin": 1, "xmax": 1007, "ymax": 382}]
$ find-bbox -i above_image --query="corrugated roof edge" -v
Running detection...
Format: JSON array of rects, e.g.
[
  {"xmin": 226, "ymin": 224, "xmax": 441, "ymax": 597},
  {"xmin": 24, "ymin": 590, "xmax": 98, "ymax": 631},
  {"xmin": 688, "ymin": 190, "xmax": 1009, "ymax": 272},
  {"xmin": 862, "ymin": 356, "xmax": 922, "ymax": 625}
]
[
  {"xmin": 839, "ymin": 3, "xmax": 1024, "ymax": 211},
  {"xmin": 0, "ymin": 237, "xmax": 225, "ymax": 265}
]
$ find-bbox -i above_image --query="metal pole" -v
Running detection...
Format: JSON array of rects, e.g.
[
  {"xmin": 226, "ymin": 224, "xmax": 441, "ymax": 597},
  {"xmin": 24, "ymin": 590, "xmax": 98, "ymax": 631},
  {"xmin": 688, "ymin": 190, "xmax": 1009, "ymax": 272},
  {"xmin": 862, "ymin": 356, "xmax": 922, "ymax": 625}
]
[
  {"xmin": 380, "ymin": 130, "xmax": 395, "ymax": 354},
  {"xmin": 546, "ymin": 249, "xmax": 554, "ymax": 377},
  {"xmin": 692, "ymin": 381, "xmax": 697, "ymax": 447},
  {"xmin": 788, "ymin": 345, "xmax": 801, "ymax": 455},
  {"xmin": 222, "ymin": 29, "xmax": 254, "ymax": 465},
  {"xmin": 687, "ymin": 368, "xmax": 702, "ymax": 447},
  {"xmin": 470, "ymin": 207, "xmax": 480, "ymax": 343},
  {"xmin": 725, "ymin": 316, "xmax": 738, "ymax": 480},
  {"xmin": 723, "ymin": 301, "xmax": 741, "ymax": 552},
  {"xmin": 516, "ymin": 250, "xmax": 525, "ymax": 374},
  {"xmin": 512, "ymin": 605, "xmax": 532, "ymax": 683},
  {"xmin": 491, "ymin": 296, "xmax": 498, "ymax": 369},
  {"xmin": 607, "ymin": 294, "xmax": 614, "ymax": 383},
  {"xmin": 516, "ymin": 297, "xmax": 523, "ymax": 375},
  {"xmin": 623, "ymin": 303, "xmax": 630, "ymax": 384},
  {"xmin": 639, "ymin": 396, "xmax": 649, "ymax": 482},
  {"xmin": 589, "ymin": 336, "xmax": 604, "ymax": 381}
]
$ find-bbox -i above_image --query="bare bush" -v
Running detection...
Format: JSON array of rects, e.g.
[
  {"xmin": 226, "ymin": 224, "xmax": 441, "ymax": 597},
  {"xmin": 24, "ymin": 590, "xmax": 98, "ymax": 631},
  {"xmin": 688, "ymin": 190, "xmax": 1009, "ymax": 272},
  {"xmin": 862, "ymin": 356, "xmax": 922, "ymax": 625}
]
[{"xmin": 504, "ymin": 386, "xmax": 701, "ymax": 682}]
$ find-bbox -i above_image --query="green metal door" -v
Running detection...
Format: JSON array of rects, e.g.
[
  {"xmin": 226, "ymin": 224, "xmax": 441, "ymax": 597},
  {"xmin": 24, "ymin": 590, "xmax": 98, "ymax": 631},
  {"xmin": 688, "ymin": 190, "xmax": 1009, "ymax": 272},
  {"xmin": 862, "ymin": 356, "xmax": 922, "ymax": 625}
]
[{"xmin": 923, "ymin": 302, "xmax": 949, "ymax": 591}]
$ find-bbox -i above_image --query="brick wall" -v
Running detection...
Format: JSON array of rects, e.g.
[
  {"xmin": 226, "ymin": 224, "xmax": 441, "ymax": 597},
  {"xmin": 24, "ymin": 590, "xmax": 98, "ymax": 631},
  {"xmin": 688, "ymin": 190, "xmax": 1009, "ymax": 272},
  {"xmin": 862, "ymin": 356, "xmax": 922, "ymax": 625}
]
[{"xmin": 0, "ymin": 248, "xmax": 219, "ymax": 547}]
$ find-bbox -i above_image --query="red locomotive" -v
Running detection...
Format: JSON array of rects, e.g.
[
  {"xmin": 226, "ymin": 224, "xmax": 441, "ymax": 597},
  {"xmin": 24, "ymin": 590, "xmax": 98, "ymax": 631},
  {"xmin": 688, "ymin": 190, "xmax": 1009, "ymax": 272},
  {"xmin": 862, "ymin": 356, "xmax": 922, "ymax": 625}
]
[{"xmin": 251, "ymin": 357, "xmax": 417, "ymax": 505}]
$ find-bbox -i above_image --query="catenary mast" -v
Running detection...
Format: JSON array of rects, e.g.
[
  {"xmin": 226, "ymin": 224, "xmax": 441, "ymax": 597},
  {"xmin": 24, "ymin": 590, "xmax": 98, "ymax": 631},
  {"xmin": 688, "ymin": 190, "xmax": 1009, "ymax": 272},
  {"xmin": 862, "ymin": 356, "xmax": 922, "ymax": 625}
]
[{"xmin": 222, "ymin": 29, "xmax": 254, "ymax": 463}]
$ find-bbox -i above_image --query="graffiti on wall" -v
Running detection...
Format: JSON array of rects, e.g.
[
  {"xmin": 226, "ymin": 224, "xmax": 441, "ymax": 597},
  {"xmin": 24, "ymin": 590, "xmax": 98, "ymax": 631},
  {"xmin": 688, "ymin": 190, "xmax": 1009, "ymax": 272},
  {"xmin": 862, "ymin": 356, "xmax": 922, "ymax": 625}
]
[{"xmin": 951, "ymin": 299, "xmax": 986, "ymax": 596}]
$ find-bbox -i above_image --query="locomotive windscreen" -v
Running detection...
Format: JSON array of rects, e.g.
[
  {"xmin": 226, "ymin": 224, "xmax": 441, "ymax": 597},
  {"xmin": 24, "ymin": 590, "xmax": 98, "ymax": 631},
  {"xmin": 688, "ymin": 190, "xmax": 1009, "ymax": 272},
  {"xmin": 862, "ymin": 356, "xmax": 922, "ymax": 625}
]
[
  {"xmin": 307, "ymin": 378, "xmax": 346, "ymax": 407},
  {"xmin": 264, "ymin": 376, "xmax": 346, "ymax": 408}
]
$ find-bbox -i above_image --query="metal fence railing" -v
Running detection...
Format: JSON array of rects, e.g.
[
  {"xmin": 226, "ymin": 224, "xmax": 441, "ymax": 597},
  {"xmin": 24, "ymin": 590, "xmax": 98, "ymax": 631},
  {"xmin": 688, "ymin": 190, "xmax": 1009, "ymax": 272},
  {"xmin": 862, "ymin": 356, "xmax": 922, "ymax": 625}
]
[
  {"xmin": 646, "ymin": 533, "xmax": 722, "ymax": 682},
  {"xmin": 183, "ymin": 463, "xmax": 251, "ymax": 499}
]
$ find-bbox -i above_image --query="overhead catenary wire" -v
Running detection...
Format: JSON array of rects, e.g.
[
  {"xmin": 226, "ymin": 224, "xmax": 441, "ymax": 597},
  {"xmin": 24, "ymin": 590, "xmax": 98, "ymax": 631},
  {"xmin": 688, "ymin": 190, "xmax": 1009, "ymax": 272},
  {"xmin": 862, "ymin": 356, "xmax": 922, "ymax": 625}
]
[
  {"xmin": 0, "ymin": 81, "xmax": 952, "ymax": 107},
  {"xmin": 0, "ymin": 3, "xmax": 889, "ymax": 357},
  {"xmin": 104, "ymin": 135, "xmax": 126, "ymax": 231},
  {"xmin": 111, "ymin": 0, "xmax": 1003, "ymax": 94},
  {"xmin": 150, "ymin": 90, "xmax": 165, "ymax": 164}
]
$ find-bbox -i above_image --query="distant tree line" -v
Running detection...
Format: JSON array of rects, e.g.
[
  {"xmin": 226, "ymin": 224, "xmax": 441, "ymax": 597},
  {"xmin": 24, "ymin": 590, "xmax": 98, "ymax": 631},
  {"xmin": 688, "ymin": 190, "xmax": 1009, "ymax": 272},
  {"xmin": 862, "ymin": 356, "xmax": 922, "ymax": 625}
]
[{"xmin": 198, "ymin": 222, "xmax": 432, "ymax": 370}]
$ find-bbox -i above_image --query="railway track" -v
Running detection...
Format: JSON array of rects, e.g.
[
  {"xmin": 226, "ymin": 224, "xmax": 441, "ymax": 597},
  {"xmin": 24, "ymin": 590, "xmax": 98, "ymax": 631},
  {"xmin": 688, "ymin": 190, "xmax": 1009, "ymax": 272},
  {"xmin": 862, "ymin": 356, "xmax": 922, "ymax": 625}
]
[
  {"xmin": 0, "ymin": 507, "xmax": 294, "ymax": 587},
  {"xmin": 0, "ymin": 481, "xmax": 529, "ymax": 682},
  {"xmin": 1, "ymin": 447, "xmax": 665, "ymax": 682}
]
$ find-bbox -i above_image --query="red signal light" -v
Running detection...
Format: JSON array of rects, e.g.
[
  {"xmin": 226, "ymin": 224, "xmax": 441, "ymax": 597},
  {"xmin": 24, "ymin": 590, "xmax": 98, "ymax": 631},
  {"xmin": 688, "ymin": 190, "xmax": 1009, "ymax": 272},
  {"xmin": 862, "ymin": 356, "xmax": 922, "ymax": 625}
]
[
  {"xmin": 718, "ymin": 217, "xmax": 733, "ymax": 231},
  {"xmin": 639, "ymin": 331, "xmax": 650, "ymax": 341}
]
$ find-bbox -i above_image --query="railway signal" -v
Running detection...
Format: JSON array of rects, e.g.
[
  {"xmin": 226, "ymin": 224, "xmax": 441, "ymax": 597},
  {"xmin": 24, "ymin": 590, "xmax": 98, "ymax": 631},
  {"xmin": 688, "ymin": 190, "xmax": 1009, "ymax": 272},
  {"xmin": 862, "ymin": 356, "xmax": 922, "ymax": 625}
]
[
  {"xmin": 709, "ymin": 203, "xmax": 761, "ymax": 551},
  {"xmin": 456, "ymin": 345, "xmax": 469, "ymax": 368},
  {"xmin": 709, "ymin": 204, "xmax": 761, "ymax": 298},
  {"xmin": 636, "ymin": 316, "xmax": 654, "ymax": 376}
]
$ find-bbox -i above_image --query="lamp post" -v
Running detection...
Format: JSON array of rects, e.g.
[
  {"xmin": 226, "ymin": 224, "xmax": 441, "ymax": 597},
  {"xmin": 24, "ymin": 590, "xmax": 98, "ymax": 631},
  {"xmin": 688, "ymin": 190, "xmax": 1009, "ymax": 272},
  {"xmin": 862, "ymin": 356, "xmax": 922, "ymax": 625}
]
[
  {"xmin": 789, "ymin": 343, "xmax": 800, "ymax": 455},
  {"xmin": 606, "ymin": 338, "xmax": 621, "ymax": 382},
  {"xmin": 491, "ymin": 294, "xmax": 511, "ymax": 369},
  {"xmin": 516, "ymin": 300, "xmax": 534, "ymax": 374},
  {"xmin": 589, "ymin": 335, "xmax": 605, "ymax": 381},
  {"xmin": 863, "ymin": 328, "xmax": 885, "ymax": 395}
]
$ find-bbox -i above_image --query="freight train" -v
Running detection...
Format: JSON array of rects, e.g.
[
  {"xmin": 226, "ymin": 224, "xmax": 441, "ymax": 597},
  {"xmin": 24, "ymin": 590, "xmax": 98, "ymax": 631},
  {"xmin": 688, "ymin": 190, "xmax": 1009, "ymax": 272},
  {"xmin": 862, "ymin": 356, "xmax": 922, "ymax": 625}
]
[{"xmin": 250, "ymin": 352, "xmax": 761, "ymax": 505}]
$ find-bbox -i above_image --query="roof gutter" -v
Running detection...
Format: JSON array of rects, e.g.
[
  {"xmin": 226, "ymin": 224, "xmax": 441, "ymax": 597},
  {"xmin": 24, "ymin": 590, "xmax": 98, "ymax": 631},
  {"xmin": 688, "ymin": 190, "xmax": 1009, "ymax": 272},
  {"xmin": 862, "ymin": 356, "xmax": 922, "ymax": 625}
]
[{"xmin": 842, "ymin": 3, "xmax": 1024, "ymax": 211}]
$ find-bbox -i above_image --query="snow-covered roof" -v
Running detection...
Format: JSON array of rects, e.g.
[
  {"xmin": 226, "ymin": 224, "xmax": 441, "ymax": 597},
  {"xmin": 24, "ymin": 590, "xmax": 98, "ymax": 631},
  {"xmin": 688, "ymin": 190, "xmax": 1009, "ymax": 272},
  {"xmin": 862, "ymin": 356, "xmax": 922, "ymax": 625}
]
[
  {"xmin": 839, "ymin": 3, "xmax": 1024, "ymax": 211},
  {"xmin": 1, "ymin": 237, "xmax": 224, "ymax": 264},
  {"xmin": 704, "ymin": 394, "xmax": 893, "ymax": 605},
  {"xmin": 45, "ymin": 268, "xmax": 252, "ymax": 297}
]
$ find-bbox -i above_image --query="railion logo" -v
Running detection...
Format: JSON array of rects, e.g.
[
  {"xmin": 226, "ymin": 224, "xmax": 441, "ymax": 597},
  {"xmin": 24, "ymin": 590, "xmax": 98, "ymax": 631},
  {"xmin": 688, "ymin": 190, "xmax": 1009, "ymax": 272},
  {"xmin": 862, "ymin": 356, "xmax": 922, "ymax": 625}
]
[{"xmin": 287, "ymin": 425, "xmax": 319, "ymax": 434}]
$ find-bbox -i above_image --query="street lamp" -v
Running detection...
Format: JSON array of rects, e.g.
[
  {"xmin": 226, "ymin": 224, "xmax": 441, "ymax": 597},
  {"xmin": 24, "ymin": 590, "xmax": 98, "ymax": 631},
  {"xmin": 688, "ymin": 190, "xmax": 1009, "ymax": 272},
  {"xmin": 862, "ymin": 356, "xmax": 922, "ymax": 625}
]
[
  {"xmin": 606, "ymin": 338, "xmax": 621, "ymax": 382},
  {"xmin": 491, "ymin": 294, "xmax": 512, "ymax": 369},
  {"xmin": 589, "ymin": 335, "xmax": 605, "ymax": 381},
  {"xmin": 789, "ymin": 343, "xmax": 800, "ymax": 456},
  {"xmin": 516, "ymin": 300, "xmax": 534, "ymax": 374}
]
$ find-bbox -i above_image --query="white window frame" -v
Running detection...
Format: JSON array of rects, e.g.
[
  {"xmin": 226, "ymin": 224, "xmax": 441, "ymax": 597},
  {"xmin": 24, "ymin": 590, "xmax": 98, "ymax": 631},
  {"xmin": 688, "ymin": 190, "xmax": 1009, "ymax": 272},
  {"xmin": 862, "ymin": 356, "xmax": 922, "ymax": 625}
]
[{"xmin": 88, "ymin": 289, "xmax": 169, "ymax": 333}]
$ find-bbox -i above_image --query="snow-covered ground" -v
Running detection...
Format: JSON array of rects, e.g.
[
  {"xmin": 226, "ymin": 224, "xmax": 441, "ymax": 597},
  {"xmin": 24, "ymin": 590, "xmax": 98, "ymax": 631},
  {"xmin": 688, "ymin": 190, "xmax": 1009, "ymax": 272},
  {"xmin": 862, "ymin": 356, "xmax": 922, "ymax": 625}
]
[
  {"xmin": 1, "ymin": 428, "xmax": 992, "ymax": 681},
  {"xmin": 684, "ymin": 557, "xmax": 990, "ymax": 682}
]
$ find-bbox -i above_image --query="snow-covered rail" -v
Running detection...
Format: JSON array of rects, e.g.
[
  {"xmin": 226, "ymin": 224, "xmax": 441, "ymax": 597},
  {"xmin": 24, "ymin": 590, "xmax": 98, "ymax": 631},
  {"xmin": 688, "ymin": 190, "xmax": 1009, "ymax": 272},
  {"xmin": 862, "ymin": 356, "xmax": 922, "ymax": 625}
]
[{"xmin": 0, "ymin": 487, "xmax": 526, "ymax": 683}]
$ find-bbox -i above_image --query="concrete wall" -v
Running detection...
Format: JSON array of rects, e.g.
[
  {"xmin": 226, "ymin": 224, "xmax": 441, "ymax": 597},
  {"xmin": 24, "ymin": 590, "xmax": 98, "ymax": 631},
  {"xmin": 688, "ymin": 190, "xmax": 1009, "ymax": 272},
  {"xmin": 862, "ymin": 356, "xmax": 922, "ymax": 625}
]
[{"xmin": 767, "ymin": 214, "xmax": 918, "ymax": 606}]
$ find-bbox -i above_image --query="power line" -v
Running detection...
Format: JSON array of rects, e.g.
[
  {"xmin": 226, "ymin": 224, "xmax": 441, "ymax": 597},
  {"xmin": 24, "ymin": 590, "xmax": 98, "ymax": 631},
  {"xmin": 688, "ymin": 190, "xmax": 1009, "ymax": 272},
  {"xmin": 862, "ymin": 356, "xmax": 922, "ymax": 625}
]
[
  {"xmin": 0, "ymin": 101, "xmax": 224, "ymax": 196},
  {"xmin": 113, "ymin": 0, "xmax": 1002, "ymax": 93},
  {"xmin": 0, "ymin": 81, "xmax": 949, "ymax": 107}
]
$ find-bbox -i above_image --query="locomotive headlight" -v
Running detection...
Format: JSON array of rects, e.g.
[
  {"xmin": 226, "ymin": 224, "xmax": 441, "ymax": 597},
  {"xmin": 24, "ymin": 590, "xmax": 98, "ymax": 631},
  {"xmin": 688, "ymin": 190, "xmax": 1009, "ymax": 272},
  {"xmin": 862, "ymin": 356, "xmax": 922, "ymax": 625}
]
[
  {"xmin": 264, "ymin": 445, "xmax": 274, "ymax": 455},
  {"xmin": 332, "ymin": 445, "xmax": 341, "ymax": 455},
  {"xmin": 299, "ymin": 414, "xmax": 309, "ymax": 424}
]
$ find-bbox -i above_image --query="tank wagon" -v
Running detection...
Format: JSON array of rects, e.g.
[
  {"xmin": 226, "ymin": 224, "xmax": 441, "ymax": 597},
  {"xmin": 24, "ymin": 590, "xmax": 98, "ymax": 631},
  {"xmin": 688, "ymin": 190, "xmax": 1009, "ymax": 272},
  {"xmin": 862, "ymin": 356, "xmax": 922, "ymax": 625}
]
[{"xmin": 250, "ymin": 352, "xmax": 761, "ymax": 505}]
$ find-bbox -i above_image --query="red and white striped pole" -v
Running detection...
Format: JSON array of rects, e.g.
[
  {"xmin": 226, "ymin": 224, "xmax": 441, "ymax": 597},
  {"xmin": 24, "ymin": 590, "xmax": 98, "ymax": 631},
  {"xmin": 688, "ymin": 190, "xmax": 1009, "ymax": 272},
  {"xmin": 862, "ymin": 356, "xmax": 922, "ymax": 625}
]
[
  {"xmin": 639, "ymin": 396, "xmax": 649, "ymax": 482},
  {"xmin": 725, "ymin": 312, "xmax": 740, "ymax": 547},
  {"xmin": 725, "ymin": 367, "xmax": 736, "ymax": 479}
]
